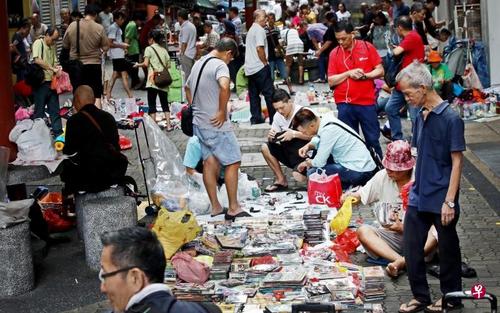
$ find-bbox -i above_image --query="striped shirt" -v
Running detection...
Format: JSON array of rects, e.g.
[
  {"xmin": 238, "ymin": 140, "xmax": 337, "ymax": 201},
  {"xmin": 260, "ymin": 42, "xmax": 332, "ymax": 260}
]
[{"xmin": 281, "ymin": 28, "xmax": 303, "ymax": 55}]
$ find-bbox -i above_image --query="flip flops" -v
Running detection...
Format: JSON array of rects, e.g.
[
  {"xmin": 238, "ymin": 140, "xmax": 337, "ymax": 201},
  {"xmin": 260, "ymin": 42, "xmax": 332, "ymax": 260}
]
[
  {"xmin": 424, "ymin": 299, "xmax": 463, "ymax": 313},
  {"xmin": 399, "ymin": 299, "xmax": 428, "ymax": 313},
  {"xmin": 225, "ymin": 211, "xmax": 251, "ymax": 221},
  {"xmin": 264, "ymin": 183, "xmax": 288, "ymax": 192},
  {"xmin": 210, "ymin": 208, "xmax": 227, "ymax": 217}
]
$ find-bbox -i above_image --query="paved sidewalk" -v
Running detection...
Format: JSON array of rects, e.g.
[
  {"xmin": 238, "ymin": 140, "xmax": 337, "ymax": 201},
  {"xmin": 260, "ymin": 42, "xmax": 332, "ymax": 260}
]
[{"xmin": 1, "ymin": 83, "xmax": 498, "ymax": 313}]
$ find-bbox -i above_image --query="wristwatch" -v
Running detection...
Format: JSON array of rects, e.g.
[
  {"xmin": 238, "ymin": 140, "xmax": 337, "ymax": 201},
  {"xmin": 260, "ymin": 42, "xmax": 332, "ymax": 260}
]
[{"xmin": 445, "ymin": 201, "xmax": 455, "ymax": 208}]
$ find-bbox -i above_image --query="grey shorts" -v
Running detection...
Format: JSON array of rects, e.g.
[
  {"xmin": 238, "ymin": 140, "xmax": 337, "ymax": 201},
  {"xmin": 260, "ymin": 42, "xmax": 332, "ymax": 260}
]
[
  {"xmin": 365, "ymin": 225, "xmax": 403, "ymax": 259},
  {"xmin": 193, "ymin": 125, "xmax": 241, "ymax": 166}
]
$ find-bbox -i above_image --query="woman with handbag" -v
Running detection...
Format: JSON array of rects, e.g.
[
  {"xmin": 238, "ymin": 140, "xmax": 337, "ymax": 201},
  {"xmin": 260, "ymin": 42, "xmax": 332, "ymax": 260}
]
[{"xmin": 134, "ymin": 30, "xmax": 172, "ymax": 130}]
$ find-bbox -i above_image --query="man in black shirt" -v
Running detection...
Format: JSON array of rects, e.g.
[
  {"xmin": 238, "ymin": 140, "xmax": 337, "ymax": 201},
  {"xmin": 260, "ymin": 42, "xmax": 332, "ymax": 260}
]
[
  {"xmin": 356, "ymin": 2, "xmax": 375, "ymax": 40},
  {"xmin": 314, "ymin": 12, "xmax": 338, "ymax": 83},
  {"xmin": 11, "ymin": 19, "xmax": 31, "ymax": 82},
  {"xmin": 61, "ymin": 85, "xmax": 127, "ymax": 194},
  {"xmin": 266, "ymin": 13, "xmax": 293, "ymax": 94}
]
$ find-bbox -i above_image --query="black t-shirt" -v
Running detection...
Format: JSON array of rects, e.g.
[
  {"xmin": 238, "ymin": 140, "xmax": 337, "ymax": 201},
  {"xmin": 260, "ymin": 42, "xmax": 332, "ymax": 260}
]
[
  {"xmin": 266, "ymin": 26, "xmax": 281, "ymax": 61},
  {"xmin": 11, "ymin": 32, "xmax": 27, "ymax": 64},
  {"xmin": 321, "ymin": 24, "xmax": 339, "ymax": 57},
  {"xmin": 360, "ymin": 12, "xmax": 375, "ymax": 39}
]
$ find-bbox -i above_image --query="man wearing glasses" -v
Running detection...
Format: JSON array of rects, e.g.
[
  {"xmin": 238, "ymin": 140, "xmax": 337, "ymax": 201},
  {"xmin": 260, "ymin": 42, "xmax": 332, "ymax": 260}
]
[{"xmin": 99, "ymin": 227, "xmax": 219, "ymax": 313}]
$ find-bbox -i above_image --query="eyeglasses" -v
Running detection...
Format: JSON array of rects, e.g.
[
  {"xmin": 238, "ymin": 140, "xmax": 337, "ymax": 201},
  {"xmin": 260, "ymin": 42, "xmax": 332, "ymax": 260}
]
[{"xmin": 98, "ymin": 266, "xmax": 138, "ymax": 283}]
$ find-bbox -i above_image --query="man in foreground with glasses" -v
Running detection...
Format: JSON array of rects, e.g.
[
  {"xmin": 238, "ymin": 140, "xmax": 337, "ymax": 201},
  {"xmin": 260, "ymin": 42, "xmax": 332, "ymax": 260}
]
[{"xmin": 99, "ymin": 227, "xmax": 220, "ymax": 313}]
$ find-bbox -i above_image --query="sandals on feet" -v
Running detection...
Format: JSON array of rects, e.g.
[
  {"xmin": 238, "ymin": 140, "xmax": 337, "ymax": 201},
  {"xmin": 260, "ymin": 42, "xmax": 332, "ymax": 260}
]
[
  {"xmin": 210, "ymin": 208, "xmax": 227, "ymax": 217},
  {"xmin": 399, "ymin": 299, "xmax": 427, "ymax": 313},
  {"xmin": 224, "ymin": 211, "xmax": 251, "ymax": 221},
  {"xmin": 264, "ymin": 183, "xmax": 288, "ymax": 192},
  {"xmin": 424, "ymin": 299, "xmax": 463, "ymax": 313}
]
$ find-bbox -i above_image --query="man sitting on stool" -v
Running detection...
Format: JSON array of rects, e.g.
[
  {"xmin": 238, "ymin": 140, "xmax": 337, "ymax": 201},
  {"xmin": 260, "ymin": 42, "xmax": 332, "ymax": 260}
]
[{"xmin": 261, "ymin": 89, "xmax": 313, "ymax": 192}]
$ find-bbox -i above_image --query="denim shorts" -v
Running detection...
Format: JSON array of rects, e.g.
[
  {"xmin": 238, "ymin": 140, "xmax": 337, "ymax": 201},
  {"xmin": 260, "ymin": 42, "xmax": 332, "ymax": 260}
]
[{"xmin": 193, "ymin": 125, "xmax": 241, "ymax": 166}]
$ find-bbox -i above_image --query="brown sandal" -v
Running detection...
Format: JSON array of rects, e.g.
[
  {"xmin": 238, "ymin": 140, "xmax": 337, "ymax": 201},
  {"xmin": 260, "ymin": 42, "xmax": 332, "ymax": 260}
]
[{"xmin": 399, "ymin": 299, "xmax": 427, "ymax": 313}]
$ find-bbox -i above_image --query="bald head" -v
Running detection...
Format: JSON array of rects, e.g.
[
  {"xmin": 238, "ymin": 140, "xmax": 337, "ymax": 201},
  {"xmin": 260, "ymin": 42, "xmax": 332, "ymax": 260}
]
[{"xmin": 73, "ymin": 85, "xmax": 95, "ymax": 111}]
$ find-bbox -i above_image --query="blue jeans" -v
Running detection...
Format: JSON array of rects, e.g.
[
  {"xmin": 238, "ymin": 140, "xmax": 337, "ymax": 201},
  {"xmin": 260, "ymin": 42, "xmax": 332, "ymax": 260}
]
[
  {"xmin": 336, "ymin": 103, "xmax": 383, "ymax": 159},
  {"xmin": 269, "ymin": 58, "xmax": 288, "ymax": 81},
  {"xmin": 385, "ymin": 89, "xmax": 419, "ymax": 140},
  {"xmin": 376, "ymin": 95, "xmax": 390, "ymax": 114},
  {"xmin": 248, "ymin": 65, "xmax": 275, "ymax": 124},
  {"xmin": 318, "ymin": 53, "xmax": 328, "ymax": 81},
  {"xmin": 34, "ymin": 81, "xmax": 62, "ymax": 136},
  {"xmin": 307, "ymin": 163, "xmax": 374, "ymax": 189}
]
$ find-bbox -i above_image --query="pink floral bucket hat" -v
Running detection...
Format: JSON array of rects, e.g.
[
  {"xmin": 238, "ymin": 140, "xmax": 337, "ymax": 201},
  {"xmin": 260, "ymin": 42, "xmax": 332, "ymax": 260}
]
[{"xmin": 382, "ymin": 140, "xmax": 415, "ymax": 171}]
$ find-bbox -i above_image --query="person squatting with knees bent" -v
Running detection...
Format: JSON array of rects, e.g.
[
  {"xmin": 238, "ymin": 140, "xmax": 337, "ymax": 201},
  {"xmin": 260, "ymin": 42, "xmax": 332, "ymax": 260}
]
[
  {"xmin": 341, "ymin": 140, "xmax": 438, "ymax": 278},
  {"xmin": 185, "ymin": 38, "xmax": 251, "ymax": 221},
  {"xmin": 261, "ymin": 88, "xmax": 313, "ymax": 192},
  {"xmin": 99, "ymin": 227, "xmax": 221, "ymax": 313},
  {"xmin": 293, "ymin": 109, "xmax": 376, "ymax": 189},
  {"xmin": 134, "ymin": 30, "xmax": 172, "ymax": 130},
  {"xmin": 397, "ymin": 61, "xmax": 465, "ymax": 313}
]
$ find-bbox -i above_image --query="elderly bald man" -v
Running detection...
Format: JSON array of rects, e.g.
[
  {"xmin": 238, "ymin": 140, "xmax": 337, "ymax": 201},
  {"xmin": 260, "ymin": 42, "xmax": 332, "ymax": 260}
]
[
  {"xmin": 61, "ymin": 85, "xmax": 128, "ymax": 195},
  {"xmin": 244, "ymin": 9, "xmax": 276, "ymax": 125}
]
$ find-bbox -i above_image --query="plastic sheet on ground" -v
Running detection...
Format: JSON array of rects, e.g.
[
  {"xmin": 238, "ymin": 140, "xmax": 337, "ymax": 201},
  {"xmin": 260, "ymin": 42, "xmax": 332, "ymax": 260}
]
[{"xmin": 142, "ymin": 115, "xmax": 211, "ymax": 215}]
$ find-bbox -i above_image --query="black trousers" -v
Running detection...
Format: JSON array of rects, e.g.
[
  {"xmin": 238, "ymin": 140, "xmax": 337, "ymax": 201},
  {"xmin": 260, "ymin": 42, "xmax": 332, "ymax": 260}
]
[
  {"xmin": 147, "ymin": 88, "xmax": 169, "ymax": 114},
  {"xmin": 248, "ymin": 65, "xmax": 275, "ymax": 124},
  {"xmin": 404, "ymin": 206, "xmax": 462, "ymax": 305}
]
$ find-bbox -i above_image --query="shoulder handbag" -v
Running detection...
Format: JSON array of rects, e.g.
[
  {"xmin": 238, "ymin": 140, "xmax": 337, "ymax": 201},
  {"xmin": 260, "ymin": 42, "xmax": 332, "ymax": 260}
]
[
  {"xmin": 181, "ymin": 57, "xmax": 216, "ymax": 137},
  {"xmin": 80, "ymin": 110, "xmax": 129, "ymax": 181},
  {"xmin": 26, "ymin": 39, "xmax": 45, "ymax": 88},
  {"xmin": 324, "ymin": 121, "xmax": 384, "ymax": 171},
  {"xmin": 150, "ymin": 46, "xmax": 172, "ymax": 88},
  {"xmin": 63, "ymin": 19, "xmax": 83, "ymax": 84}
]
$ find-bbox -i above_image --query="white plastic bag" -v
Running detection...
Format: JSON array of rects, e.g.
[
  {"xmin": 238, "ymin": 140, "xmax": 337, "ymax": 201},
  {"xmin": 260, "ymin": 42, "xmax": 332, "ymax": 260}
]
[{"xmin": 9, "ymin": 119, "xmax": 57, "ymax": 162}]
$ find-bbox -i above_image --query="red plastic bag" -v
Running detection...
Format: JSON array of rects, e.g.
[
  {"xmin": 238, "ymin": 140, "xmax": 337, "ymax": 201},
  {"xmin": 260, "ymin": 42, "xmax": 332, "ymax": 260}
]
[
  {"xmin": 171, "ymin": 251, "xmax": 210, "ymax": 284},
  {"xmin": 119, "ymin": 135, "xmax": 133, "ymax": 150},
  {"xmin": 333, "ymin": 228, "xmax": 360, "ymax": 254},
  {"xmin": 42, "ymin": 208, "xmax": 74, "ymax": 233},
  {"xmin": 51, "ymin": 71, "xmax": 73, "ymax": 94},
  {"xmin": 307, "ymin": 170, "xmax": 342, "ymax": 208},
  {"xmin": 400, "ymin": 181, "xmax": 413, "ymax": 211}
]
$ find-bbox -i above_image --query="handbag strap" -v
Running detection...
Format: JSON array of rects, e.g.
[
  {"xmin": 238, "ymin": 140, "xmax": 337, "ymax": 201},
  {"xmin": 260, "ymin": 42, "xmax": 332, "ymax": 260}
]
[
  {"xmin": 81, "ymin": 110, "xmax": 103, "ymax": 134},
  {"xmin": 191, "ymin": 56, "xmax": 216, "ymax": 106},
  {"xmin": 150, "ymin": 46, "xmax": 167, "ymax": 71},
  {"xmin": 76, "ymin": 19, "xmax": 80, "ymax": 57},
  {"xmin": 323, "ymin": 121, "xmax": 367, "ymax": 145}
]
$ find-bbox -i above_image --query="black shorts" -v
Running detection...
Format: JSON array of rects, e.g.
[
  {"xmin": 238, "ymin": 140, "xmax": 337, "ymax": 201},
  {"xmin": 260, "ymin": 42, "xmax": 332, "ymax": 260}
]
[
  {"xmin": 112, "ymin": 58, "xmax": 129, "ymax": 72},
  {"xmin": 81, "ymin": 64, "xmax": 103, "ymax": 98},
  {"xmin": 267, "ymin": 138, "xmax": 308, "ymax": 171}
]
